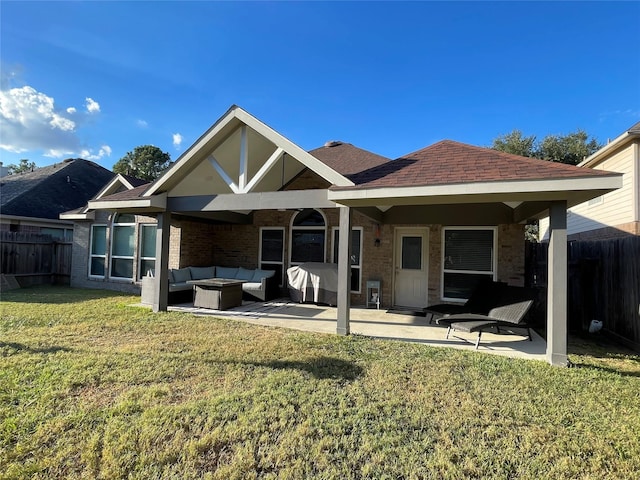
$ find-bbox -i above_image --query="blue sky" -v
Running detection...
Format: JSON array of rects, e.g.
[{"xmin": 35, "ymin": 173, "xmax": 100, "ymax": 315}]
[{"xmin": 1, "ymin": 1, "xmax": 639, "ymax": 170}]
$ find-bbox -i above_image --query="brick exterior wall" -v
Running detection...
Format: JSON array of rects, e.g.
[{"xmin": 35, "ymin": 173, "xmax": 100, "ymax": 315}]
[
  {"xmin": 567, "ymin": 221, "xmax": 640, "ymax": 241},
  {"xmin": 497, "ymin": 224, "xmax": 526, "ymax": 287}
]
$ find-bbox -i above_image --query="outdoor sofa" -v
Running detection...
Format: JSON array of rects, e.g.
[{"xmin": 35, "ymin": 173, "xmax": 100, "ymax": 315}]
[{"xmin": 142, "ymin": 265, "xmax": 279, "ymax": 305}]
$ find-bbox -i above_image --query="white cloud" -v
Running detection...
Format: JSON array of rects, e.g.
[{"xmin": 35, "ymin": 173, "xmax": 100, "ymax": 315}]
[
  {"xmin": 85, "ymin": 97, "xmax": 100, "ymax": 114},
  {"xmin": 0, "ymin": 85, "xmax": 106, "ymax": 159},
  {"xmin": 172, "ymin": 132, "xmax": 183, "ymax": 148},
  {"xmin": 0, "ymin": 85, "xmax": 78, "ymax": 156},
  {"xmin": 137, "ymin": 119, "xmax": 148, "ymax": 128},
  {"xmin": 79, "ymin": 145, "xmax": 112, "ymax": 161}
]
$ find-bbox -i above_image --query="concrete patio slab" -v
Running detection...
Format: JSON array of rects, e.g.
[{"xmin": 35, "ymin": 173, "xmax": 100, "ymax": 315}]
[{"xmin": 167, "ymin": 298, "xmax": 547, "ymax": 362}]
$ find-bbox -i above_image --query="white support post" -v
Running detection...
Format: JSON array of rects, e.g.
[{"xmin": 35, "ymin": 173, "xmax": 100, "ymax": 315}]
[
  {"xmin": 547, "ymin": 201, "xmax": 568, "ymax": 366},
  {"xmin": 239, "ymin": 125, "xmax": 248, "ymax": 191},
  {"xmin": 337, "ymin": 206, "xmax": 352, "ymax": 335},
  {"xmin": 153, "ymin": 211, "xmax": 171, "ymax": 313}
]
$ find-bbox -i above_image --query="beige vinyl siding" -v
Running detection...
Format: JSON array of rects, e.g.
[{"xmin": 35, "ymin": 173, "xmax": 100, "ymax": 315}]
[{"xmin": 540, "ymin": 144, "xmax": 634, "ymax": 240}]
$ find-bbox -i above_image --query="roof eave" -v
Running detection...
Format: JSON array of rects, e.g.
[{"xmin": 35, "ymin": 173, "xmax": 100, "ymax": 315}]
[
  {"xmin": 328, "ymin": 174, "xmax": 623, "ymax": 208},
  {"xmin": 59, "ymin": 211, "xmax": 96, "ymax": 221},
  {"xmin": 88, "ymin": 192, "xmax": 167, "ymax": 212},
  {"xmin": 580, "ymin": 128, "xmax": 640, "ymax": 167}
]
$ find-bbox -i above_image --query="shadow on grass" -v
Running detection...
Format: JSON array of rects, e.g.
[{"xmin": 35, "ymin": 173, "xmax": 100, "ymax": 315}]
[
  {"xmin": 234, "ymin": 356, "xmax": 363, "ymax": 381},
  {"xmin": 0, "ymin": 285, "xmax": 131, "ymax": 304},
  {"xmin": 568, "ymin": 333, "xmax": 640, "ymax": 359},
  {"xmin": 0, "ymin": 341, "xmax": 72, "ymax": 354},
  {"xmin": 571, "ymin": 362, "xmax": 640, "ymax": 378}
]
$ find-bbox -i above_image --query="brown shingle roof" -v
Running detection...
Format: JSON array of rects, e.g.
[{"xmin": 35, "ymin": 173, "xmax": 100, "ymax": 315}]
[
  {"xmin": 309, "ymin": 141, "xmax": 390, "ymax": 177},
  {"xmin": 95, "ymin": 183, "xmax": 150, "ymax": 202},
  {"xmin": 340, "ymin": 140, "xmax": 616, "ymax": 190}
]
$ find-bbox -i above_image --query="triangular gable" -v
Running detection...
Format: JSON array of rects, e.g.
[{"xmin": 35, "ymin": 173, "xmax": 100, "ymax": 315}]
[
  {"xmin": 93, "ymin": 173, "xmax": 146, "ymax": 201},
  {"xmin": 61, "ymin": 174, "xmax": 150, "ymax": 219},
  {"xmin": 144, "ymin": 105, "xmax": 353, "ymax": 198}
]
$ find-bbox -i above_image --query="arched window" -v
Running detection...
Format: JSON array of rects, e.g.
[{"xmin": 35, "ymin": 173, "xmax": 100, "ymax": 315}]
[
  {"xmin": 289, "ymin": 209, "xmax": 326, "ymax": 265},
  {"xmin": 110, "ymin": 213, "xmax": 136, "ymax": 279}
]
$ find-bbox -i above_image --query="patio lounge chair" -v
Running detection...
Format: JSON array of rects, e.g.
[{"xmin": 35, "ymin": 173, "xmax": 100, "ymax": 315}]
[
  {"xmin": 443, "ymin": 286, "xmax": 536, "ymax": 349},
  {"xmin": 424, "ymin": 279, "xmax": 506, "ymax": 324}
]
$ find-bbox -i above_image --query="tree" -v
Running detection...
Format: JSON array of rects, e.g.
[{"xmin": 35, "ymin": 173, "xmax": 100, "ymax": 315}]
[
  {"xmin": 113, "ymin": 145, "xmax": 171, "ymax": 181},
  {"xmin": 537, "ymin": 130, "xmax": 601, "ymax": 165},
  {"xmin": 7, "ymin": 158, "xmax": 36, "ymax": 174},
  {"xmin": 492, "ymin": 130, "xmax": 537, "ymax": 157},
  {"xmin": 492, "ymin": 128, "xmax": 601, "ymax": 165},
  {"xmin": 491, "ymin": 128, "xmax": 602, "ymax": 242}
]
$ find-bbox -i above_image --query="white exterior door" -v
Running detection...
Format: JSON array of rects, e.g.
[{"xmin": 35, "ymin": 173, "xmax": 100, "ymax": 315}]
[{"xmin": 394, "ymin": 228, "xmax": 429, "ymax": 308}]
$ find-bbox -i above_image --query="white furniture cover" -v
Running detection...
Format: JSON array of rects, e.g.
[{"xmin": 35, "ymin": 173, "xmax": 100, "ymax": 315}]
[{"xmin": 286, "ymin": 262, "xmax": 339, "ymax": 305}]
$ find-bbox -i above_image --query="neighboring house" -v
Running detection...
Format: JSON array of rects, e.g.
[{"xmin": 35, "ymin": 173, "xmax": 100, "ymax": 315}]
[
  {"xmin": 539, "ymin": 122, "xmax": 640, "ymax": 240},
  {"xmin": 65, "ymin": 105, "xmax": 622, "ymax": 366},
  {"xmin": 1, "ymin": 158, "xmax": 114, "ymax": 241}
]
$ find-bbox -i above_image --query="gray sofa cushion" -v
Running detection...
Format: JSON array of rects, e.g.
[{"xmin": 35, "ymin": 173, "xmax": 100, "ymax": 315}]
[
  {"xmin": 216, "ymin": 266, "xmax": 239, "ymax": 279},
  {"xmin": 172, "ymin": 267, "xmax": 192, "ymax": 283},
  {"xmin": 251, "ymin": 269, "xmax": 276, "ymax": 282},
  {"xmin": 190, "ymin": 266, "xmax": 215, "ymax": 280},
  {"xmin": 236, "ymin": 267, "xmax": 255, "ymax": 281}
]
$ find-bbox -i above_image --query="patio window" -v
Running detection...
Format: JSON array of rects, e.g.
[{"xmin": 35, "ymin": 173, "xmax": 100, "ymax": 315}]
[
  {"xmin": 260, "ymin": 227, "xmax": 285, "ymax": 286},
  {"xmin": 331, "ymin": 227, "xmax": 363, "ymax": 293},
  {"xmin": 442, "ymin": 227, "xmax": 496, "ymax": 301},
  {"xmin": 138, "ymin": 224, "xmax": 157, "ymax": 280},
  {"xmin": 110, "ymin": 213, "xmax": 136, "ymax": 280},
  {"xmin": 289, "ymin": 209, "xmax": 326, "ymax": 265},
  {"xmin": 89, "ymin": 225, "xmax": 107, "ymax": 278}
]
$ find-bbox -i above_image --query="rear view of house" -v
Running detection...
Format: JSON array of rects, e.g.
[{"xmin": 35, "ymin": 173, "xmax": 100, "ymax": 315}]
[{"xmin": 64, "ymin": 105, "xmax": 622, "ymax": 366}]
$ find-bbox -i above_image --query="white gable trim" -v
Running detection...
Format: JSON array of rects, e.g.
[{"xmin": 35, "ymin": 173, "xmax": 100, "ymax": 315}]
[
  {"xmin": 580, "ymin": 126, "xmax": 640, "ymax": 168},
  {"xmin": 208, "ymin": 155, "xmax": 240, "ymax": 193},
  {"xmin": 144, "ymin": 105, "xmax": 352, "ymax": 197},
  {"xmin": 93, "ymin": 174, "xmax": 139, "ymax": 201}
]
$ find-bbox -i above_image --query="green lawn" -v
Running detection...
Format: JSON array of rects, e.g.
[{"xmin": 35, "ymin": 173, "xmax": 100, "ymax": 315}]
[{"xmin": 1, "ymin": 286, "xmax": 639, "ymax": 479}]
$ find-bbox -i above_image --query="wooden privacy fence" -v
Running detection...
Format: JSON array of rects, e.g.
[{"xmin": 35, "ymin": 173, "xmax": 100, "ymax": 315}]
[
  {"xmin": 526, "ymin": 236, "xmax": 640, "ymax": 351},
  {"xmin": 0, "ymin": 231, "xmax": 72, "ymax": 287}
]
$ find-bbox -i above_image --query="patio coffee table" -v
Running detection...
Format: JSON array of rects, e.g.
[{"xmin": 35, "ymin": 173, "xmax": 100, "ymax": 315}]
[{"xmin": 187, "ymin": 278, "xmax": 245, "ymax": 310}]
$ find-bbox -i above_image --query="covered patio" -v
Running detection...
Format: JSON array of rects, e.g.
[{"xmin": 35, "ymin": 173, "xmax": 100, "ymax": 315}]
[{"xmin": 164, "ymin": 298, "xmax": 547, "ymax": 361}]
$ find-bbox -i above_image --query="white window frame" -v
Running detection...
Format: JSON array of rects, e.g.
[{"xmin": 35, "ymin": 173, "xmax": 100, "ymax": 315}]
[
  {"xmin": 137, "ymin": 223, "xmax": 157, "ymax": 280},
  {"xmin": 109, "ymin": 213, "xmax": 136, "ymax": 281},
  {"xmin": 259, "ymin": 226, "xmax": 285, "ymax": 286},
  {"xmin": 441, "ymin": 226, "xmax": 497, "ymax": 302},
  {"xmin": 288, "ymin": 209, "xmax": 327, "ymax": 267},
  {"xmin": 331, "ymin": 226, "xmax": 363, "ymax": 294},
  {"xmin": 88, "ymin": 224, "xmax": 107, "ymax": 279}
]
